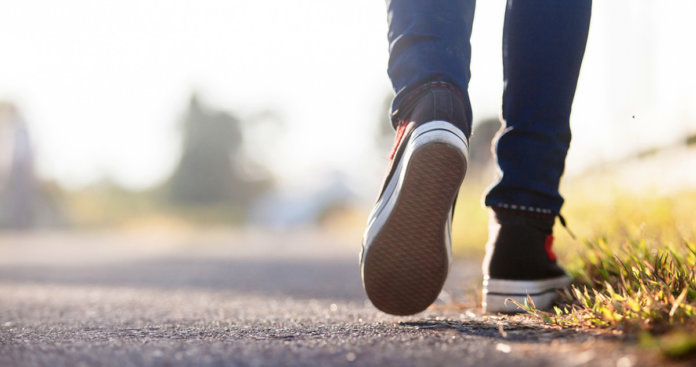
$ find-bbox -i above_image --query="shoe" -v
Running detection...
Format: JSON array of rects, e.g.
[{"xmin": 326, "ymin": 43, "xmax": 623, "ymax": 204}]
[
  {"xmin": 360, "ymin": 84, "xmax": 470, "ymax": 316},
  {"xmin": 482, "ymin": 207, "xmax": 571, "ymax": 313}
]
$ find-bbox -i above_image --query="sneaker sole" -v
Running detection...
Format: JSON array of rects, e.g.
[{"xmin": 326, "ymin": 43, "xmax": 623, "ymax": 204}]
[
  {"xmin": 482, "ymin": 275, "xmax": 571, "ymax": 313},
  {"xmin": 362, "ymin": 123, "xmax": 467, "ymax": 315}
]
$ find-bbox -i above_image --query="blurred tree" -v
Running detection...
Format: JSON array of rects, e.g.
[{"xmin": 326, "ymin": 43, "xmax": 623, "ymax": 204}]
[{"xmin": 167, "ymin": 94, "xmax": 272, "ymax": 208}]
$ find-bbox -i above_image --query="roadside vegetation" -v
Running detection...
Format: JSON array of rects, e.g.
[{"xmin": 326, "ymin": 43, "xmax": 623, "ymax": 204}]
[{"xmin": 494, "ymin": 187, "xmax": 696, "ymax": 360}]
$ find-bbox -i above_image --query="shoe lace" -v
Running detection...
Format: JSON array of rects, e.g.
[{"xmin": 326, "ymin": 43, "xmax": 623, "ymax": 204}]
[{"xmin": 558, "ymin": 214, "xmax": 576, "ymax": 240}]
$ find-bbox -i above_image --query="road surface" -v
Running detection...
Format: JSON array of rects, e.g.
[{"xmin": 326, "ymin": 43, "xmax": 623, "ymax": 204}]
[{"xmin": 0, "ymin": 230, "xmax": 663, "ymax": 366}]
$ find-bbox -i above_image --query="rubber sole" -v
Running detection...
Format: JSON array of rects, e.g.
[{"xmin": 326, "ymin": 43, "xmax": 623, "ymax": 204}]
[
  {"xmin": 482, "ymin": 275, "xmax": 571, "ymax": 313},
  {"xmin": 362, "ymin": 142, "xmax": 467, "ymax": 316}
]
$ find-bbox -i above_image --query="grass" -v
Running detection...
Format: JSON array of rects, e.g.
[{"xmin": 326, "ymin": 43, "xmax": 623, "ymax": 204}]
[
  {"xmin": 563, "ymin": 238, "xmax": 696, "ymax": 331},
  {"xmin": 445, "ymin": 171, "xmax": 696, "ymax": 358},
  {"xmin": 492, "ymin": 186, "xmax": 696, "ymax": 359},
  {"xmin": 512, "ymin": 237, "xmax": 696, "ymax": 359}
]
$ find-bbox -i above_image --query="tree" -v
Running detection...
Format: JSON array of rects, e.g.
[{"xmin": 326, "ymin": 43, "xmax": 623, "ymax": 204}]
[{"xmin": 167, "ymin": 94, "xmax": 271, "ymax": 208}]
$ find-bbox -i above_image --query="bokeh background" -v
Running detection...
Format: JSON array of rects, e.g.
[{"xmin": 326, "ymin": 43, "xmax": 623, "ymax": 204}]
[{"xmin": 1, "ymin": 0, "xmax": 695, "ymax": 253}]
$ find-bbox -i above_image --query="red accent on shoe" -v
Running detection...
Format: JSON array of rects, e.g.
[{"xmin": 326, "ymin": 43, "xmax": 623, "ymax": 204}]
[
  {"xmin": 389, "ymin": 121, "xmax": 407, "ymax": 160},
  {"xmin": 544, "ymin": 235, "xmax": 557, "ymax": 261}
]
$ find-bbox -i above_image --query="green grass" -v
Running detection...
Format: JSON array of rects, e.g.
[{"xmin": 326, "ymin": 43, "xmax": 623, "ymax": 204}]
[
  {"xmin": 515, "ymin": 238, "xmax": 696, "ymax": 329},
  {"xmin": 564, "ymin": 238, "xmax": 696, "ymax": 331},
  {"xmin": 512, "ymin": 237, "xmax": 696, "ymax": 359},
  {"xmin": 494, "ymin": 187, "xmax": 696, "ymax": 359}
]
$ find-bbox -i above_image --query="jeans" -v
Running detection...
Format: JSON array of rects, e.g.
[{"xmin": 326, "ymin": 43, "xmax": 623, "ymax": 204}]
[{"xmin": 386, "ymin": 0, "xmax": 592, "ymax": 214}]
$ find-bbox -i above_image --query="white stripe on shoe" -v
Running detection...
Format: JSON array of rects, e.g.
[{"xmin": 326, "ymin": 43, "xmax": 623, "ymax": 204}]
[
  {"xmin": 361, "ymin": 120, "xmax": 468, "ymax": 315},
  {"xmin": 482, "ymin": 275, "xmax": 571, "ymax": 313}
]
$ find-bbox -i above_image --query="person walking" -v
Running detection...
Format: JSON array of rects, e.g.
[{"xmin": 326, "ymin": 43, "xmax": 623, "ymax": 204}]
[{"xmin": 360, "ymin": 0, "xmax": 592, "ymax": 315}]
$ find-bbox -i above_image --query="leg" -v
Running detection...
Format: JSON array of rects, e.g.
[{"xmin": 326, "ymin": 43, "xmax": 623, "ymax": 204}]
[
  {"xmin": 485, "ymin": 0, "xmax": 592, "ymax": 214},
  {"xmin": 482, "ymin": 0, "xmax": 592, "ymax": 313},
  {"xmin": 361, "ymin": 0, "xmax": 475, "ymax": 315},
  {"xmin": 386, "ymin": 0, "xmax": 475, "ymax": 135}
]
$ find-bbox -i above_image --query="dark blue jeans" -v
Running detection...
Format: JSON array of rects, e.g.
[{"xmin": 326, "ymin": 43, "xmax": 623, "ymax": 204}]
[{"xmin": 387, "ymin": 0, "xmax": 591, "ymax": 214}]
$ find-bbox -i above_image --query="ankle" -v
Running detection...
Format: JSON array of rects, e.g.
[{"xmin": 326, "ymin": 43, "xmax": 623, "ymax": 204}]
[{"xmin": 392, "ymin": 81, "xmax": 471, "ymax": 138}]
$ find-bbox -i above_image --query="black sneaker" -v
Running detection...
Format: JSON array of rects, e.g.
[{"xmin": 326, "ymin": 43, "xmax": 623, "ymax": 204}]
[
  {"xmin": 360, "ymin": 83, "xmax": 470, "ymax": 316},
  {"xmin": 482, "ymin": 207, "xmax": 571, "ymax": 313}
]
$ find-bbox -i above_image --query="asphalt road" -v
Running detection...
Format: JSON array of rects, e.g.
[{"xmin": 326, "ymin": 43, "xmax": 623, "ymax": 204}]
[{"xmin": 0, "ymin": 230, "xmax": 664, "ymax": 367}]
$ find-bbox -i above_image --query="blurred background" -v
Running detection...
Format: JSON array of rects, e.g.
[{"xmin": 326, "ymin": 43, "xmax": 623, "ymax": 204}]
[{"xmin": 1, "ymin": 0, "xmax": 695, "ymax": 254}]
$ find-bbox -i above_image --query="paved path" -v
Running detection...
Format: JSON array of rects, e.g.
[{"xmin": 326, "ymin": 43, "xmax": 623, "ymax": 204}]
[{"xmin": 0, "ymin": 231, "xmax": 659, "ymax": 366}]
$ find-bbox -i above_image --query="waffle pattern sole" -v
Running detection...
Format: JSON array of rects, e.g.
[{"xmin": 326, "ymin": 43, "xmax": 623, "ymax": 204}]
[{"xmin": 362, "ymin": 142, "xmax": 466, "ymax": 315}]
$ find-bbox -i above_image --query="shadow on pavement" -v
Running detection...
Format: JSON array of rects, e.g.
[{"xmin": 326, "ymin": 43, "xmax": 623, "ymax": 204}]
[{"xmin": 399, "ymin": 320, "xmax": 623, "ymax": 342}]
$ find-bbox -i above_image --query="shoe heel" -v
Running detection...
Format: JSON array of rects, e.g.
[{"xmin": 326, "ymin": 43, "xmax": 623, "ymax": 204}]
[{"xmin": 363, "ymin": 140, "xmax": 466, "ymax": 315}]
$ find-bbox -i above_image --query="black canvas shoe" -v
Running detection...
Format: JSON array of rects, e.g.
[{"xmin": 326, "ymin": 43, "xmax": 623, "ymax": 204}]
[
  {"xmin": 482, "ymin": 207, "xmax": 571, "ymax": 313},
  {"xmin": 360, "ymin": 83, "xmax": 470, "ymax": 316}
]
